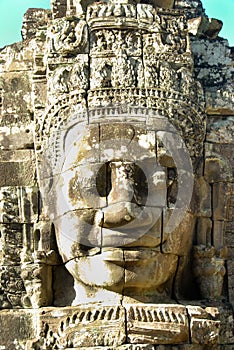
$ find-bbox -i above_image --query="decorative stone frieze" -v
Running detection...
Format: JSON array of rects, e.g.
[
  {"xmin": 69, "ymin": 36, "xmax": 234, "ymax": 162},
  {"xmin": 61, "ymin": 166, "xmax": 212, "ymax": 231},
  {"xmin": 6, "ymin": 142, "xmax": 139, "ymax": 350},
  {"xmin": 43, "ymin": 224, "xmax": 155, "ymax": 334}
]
[{"xmin": 0, "ymin": 0, "xmax": 233, "ymax": 348}]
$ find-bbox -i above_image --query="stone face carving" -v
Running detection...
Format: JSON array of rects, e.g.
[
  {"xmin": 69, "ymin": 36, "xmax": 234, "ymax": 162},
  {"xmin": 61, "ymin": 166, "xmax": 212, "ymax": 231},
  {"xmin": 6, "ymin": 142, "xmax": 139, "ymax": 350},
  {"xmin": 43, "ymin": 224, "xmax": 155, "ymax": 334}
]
[
  {"xmin": 41, "ymin": 116, "xmax": 196, "ymax": 305},
  {"xmin": 48, "ymin": 17, "xmax": 89, "ymax": 56},
  {"xmin": 0, "ymin": 0, "xmax": 234, "ymax": 349}
]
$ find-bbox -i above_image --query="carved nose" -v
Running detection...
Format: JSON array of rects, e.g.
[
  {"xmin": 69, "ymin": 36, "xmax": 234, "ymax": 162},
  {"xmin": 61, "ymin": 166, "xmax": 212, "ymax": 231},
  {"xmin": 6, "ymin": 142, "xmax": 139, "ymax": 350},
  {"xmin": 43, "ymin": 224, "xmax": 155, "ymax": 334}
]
[
  {"xmin": 107, "ymin": 161, "xmax": 135, "ymax": 205},
  {"xmin": 101, "ymin": 161, "xmax": 136, "ymax": 228}
]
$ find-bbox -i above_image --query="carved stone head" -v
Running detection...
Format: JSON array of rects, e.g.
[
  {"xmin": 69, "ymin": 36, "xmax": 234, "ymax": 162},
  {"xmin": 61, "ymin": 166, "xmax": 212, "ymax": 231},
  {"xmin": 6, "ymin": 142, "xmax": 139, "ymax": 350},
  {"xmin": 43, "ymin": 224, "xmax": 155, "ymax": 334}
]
[
  {"xmin": 34, "ymin": 0, "xmax": 226, "ymax": 306},
  {"xmin": 39, "ymin": 106, "xmax": 196, "ymax": 304}
]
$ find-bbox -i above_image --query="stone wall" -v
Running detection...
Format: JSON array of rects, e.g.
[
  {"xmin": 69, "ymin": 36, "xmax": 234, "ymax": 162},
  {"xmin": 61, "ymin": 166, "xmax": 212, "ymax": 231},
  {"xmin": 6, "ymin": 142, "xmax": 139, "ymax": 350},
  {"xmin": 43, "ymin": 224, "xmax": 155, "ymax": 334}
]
[{"xmin": 0, "ymin": 0, "xmax": 233, "ymax": 349}]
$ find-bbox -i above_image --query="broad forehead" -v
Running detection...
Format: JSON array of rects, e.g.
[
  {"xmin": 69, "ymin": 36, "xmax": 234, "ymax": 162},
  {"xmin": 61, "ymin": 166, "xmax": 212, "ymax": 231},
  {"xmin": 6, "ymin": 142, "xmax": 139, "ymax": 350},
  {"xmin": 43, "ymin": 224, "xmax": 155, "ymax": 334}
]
[{"xmin": 63, "ymin": 122, "xmax": 159, "ymax": 170}]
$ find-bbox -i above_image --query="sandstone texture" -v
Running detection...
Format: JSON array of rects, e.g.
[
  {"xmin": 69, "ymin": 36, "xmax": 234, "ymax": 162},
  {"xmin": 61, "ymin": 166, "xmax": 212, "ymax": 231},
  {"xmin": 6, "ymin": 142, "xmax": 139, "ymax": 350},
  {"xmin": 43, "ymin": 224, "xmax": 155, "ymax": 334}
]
[{"xmin": 0, "ymin": 0, "xmax": 233, "ymax": 349}]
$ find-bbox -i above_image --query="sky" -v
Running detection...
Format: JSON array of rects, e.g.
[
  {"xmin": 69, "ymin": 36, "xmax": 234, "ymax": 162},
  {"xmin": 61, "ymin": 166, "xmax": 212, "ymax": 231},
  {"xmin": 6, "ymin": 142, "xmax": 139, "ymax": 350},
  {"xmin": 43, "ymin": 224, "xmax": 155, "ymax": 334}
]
[{"xmin": 0, "ymin": 0, "xmax": 233, "ymax": 48}]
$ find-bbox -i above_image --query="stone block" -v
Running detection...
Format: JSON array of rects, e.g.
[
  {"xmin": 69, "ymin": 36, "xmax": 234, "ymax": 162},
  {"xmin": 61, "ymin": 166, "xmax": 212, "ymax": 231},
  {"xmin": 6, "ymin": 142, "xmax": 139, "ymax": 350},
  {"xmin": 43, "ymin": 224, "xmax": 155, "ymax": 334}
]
[
  {"xmin": 225, "ymin": 246, "xmax": 234, "ymax": 260},
  {"xmin": 152, "ymin": 0, "xmax": 175, "ymax": 9},
  {"xmin": 0, "ymin": 42, "xmax": 34, "ymax": 72},
  {"xmin": 0, "ymin": 149, "xmax": 34, "ymax": 162},
  {"xmin": 204, "ymin": 157, "xmax": 231, "ymax": 183},
  {"xmin": 0, "ymin": 309, "xmax": 36, "ymax": 349},
  {"xmin": 75, "ymin": 346, "xmax": 156, "ymax": 350},
  {"xmin": 52, "ymin": 209, "xmax": 102, "ymax": 258},
  {"xmin": 187, "ymin": 306, "xmax": 220, "ymax": 346},
  {"xmin": 188, "ymin": 16, "xmax": 222, "ymax": 39},
  {"xmin": 51, "ymin": 0, "xmax": 66, "ymax": 19},
  {"xmin": 100, "ymin": 123, "xmax": 156, "ymax": 163},
  {"xmin": 61, "ymin": 123, "xmax": 100, "ymax": 166},
  {"xmin": 162, "ymin": 209, "xmax": 195, "ymax": 256},
  {"xmin": 38, "ymin": 305, "xmax": 126, "ymax": 348},
  {"xmin": 167, "ymin": 347, "xmax": 205, "ymax": 350},
  {"xmin": 191, "ymin": 177, "xmax": 211, "ymax": 217},
  {"xmin": 53, "ymin": 164, "xmax": 108, "ymax": 212},
  {"xmin": 65, "ymin": 346, "xmax": 206, "ymax": 350},
  {"xmin": 196, "ymin": 217, "xmax": 212, "ymax": 245},
  {"xmin": 205, "ymin": 143, "xmax": 234, "ymax": 169},
  {"xmin": 0, "ymin": 224, "xmax": 23, "ymax": 265},
  {"xmin": 213, "ymin": 221, "xmax": 225, "ymax": 249},
  {"xmin": 0, "ymin": 265, "xmax": 26, "ymax": 308},
  {"xmin": 227, "ymin": 260, "xmax": 234, "ymax": 304},
  {"xmin": 21, "ymin": 8, "xmax": 49, "ymax": 41},
  {"xmin": 0, "ymin": 1, "xmax": 233, "ymax": 348},
  {"xmin": 126, "ymin": 304, "xmax": 189, "ymax": 344},
  {"xmin": 213, "ymin": 183, "xmax": 229, "ymax": 220},
  {"xmin": 0, "ymin": 125, "xmax": 34, "ymax": 149},
  {"xmin": 225, "ymin": 191, "xmax": 234, "ymax": 222},
  {"xmin": 0, "ymin": 151, "xmax": 36, "ymax": 187},
  {"xmin": 204, "ymin": 143, "xmax": 233, "ymax": 183},
  {"xmin": 206, "ymin": 116, "xmax": 234, "ymax": 144},
  {"xmin": 156, "ymin": 131, "xmax": 189, "ymax": 169},
  {"xmin": 224, "ymin": 221, "xmax": 234, "ymax": 246},
  {"xmin": 217, "ymin": 306, "xmax": 234, "ymax": 345},
  {"xmin": 0, "ymin": 186, "xmax": 38, "ymax": 224},
  {"xmin": 32, "ymin": 80, "xmax": 48, "ymax": 108},
  {"xmin": 1, "ymin": 71, "xmax": 32, "ymax": 120}
]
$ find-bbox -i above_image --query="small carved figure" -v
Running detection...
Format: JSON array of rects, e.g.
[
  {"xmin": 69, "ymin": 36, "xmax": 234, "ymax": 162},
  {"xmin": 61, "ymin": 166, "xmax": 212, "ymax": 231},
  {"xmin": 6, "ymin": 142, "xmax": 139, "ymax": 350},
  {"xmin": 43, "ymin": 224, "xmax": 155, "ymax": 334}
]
[
  {"xmin": 112, "ymin": 48, "xmax": 136, "ymax": 87},
  {"xmin": 69, "ymin": 62, "xmax": 89, "ymax": 91},
  {"xmin": 145, "ymin": 63, "xmax": 159, "ymax": 88},
  {"xmin": 106, "ymin": 30, "xmax": 116, "ymax": 51},
  {"xmin": 193, "ymin": 245, "xmax": 227, "ymax": 299},
  {"xmin": 159, "ymin": 62, "xmax": 174, "ymax": 90},
  {"xmin": 51, "ymin": 67, "xmax": 70, "ymax": 93},
  {"xmin": 91, "ymin": 60, "xmax": 112, "ymax": 89}
]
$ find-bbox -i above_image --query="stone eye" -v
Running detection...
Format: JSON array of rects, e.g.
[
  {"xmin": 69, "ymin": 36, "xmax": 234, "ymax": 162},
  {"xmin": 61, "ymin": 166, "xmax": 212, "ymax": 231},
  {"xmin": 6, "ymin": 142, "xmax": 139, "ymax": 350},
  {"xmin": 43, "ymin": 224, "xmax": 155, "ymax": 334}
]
[{"xmin": 96, "ymin": 162, "xmax": 112, "ymax": 198}]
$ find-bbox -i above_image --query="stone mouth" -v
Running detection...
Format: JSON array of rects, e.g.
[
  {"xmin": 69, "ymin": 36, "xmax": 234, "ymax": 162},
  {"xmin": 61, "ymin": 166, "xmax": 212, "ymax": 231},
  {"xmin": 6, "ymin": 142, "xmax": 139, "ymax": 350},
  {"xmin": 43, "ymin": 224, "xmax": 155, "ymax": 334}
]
[{"xmin": 75, "ymin": 246, "xmax": 163, "ymax": 262}]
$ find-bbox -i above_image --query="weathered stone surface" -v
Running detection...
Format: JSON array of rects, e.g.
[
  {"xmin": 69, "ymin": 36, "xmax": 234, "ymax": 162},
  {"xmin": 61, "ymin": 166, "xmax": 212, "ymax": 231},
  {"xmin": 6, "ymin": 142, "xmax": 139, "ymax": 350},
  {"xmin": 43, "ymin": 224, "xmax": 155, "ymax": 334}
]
[
  {"xmin": 196, "ymin": 217, "xmax": 212, "ymax": 245},
  {"xmin": 38, "ymin": 305, "xmax": 126, "ymax": 348},
  {"xmin": 191, "ymin": 177, "xmax": 211, "ymax": 217},
  {"xmin": 0, "ymin": 186, "xmax": 38, "ymax": 224},
  {"xmin": 153, "ymin": 0, "xmax": 175, "ymax": 9},
  {"xmin": 212, "ymin": 183, "xmax": 229, "ymax": 221},
  {"xmin": 0, "ymin": 126, "xmax": 34, "ymax": 149},
  {"xmin": 188, "ymin": 16, "xmax": 222, "ymax": 39},
  {"xmin": 0, "ymin": 151, "xmax": 36, "ymax": 187},
  {"xmin": 0, "ymin": 0, "xmax": 233, "ymax": 348},
  {"xmin": 0, "ymin": 309, "xmax": 36, "ymax": 349},
  {"xmin": 204, "ymin": 157, "xmax": 231, "ymax": 183},
  {"xmin": 217, "ymin": 306, "xmax": 234, "ymax": 345},
  {"xmin": 0, "ymin": 224, "xmax": 24, "ymax": 265},
  {"xmin": 162, "ymin": 210, "xmax": 195, "ymax": 256},
  {"xmin": 213, "ymin": 221, "xmax": 225, "ymax": 249},
  {"xmin": 21, "ymin": 8, "xmax": 49, "ymax": 41},
  {"xmin": 187, "ymin": 306, "xmax": 220, "ymax": 345},
  {"xmin": 72, "ymin": 346, "xmax": 156, "ymax": 350},
  {"xmin": 191, "ymin": 38, "xmax": 234, "ymax": 115},
  {"xmin": 0, "ymin": 265, "xmax": 26, "ymax": 308},
  {"xmin": 226, "ymin": 260, "xmax": 234, "ymax": 304},
  {"xmin": 126, "ymin": 304, "xmax": 189, "ymax": 344},
  {"xmin": 206, "ymin": 116, "xmax": 234, "ymax": 144},
  {"xmin": 193, "ymin": 245, "xmax": 226, "ymax": 299},
  {"xmin": 69, "ymin": 344, "xmax": 207, "ymax": 350}
]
